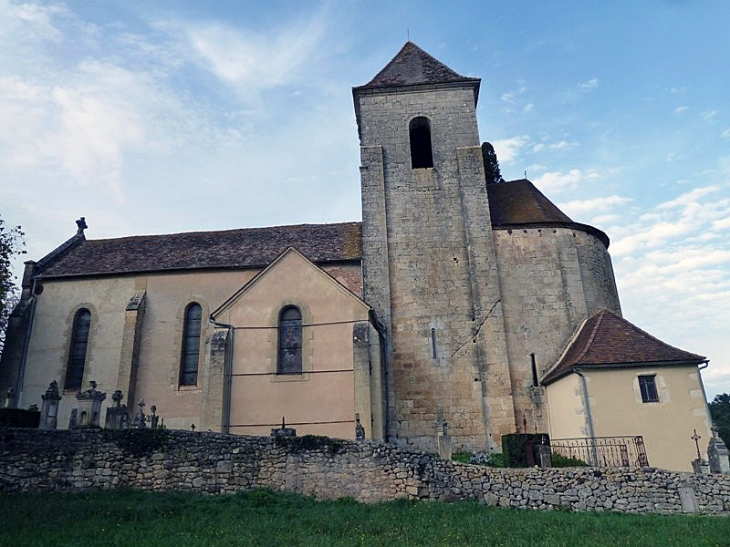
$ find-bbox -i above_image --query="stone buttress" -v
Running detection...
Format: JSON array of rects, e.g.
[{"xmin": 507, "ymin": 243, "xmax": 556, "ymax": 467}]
[{"xmin": 353, "ymin": 42, "xmax": 515, "ymax": 451}]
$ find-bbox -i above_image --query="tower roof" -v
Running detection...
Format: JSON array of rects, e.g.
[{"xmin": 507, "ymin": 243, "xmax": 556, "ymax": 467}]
[
  {"xmin": 355, "ymin": 41, "xmax": 480, "ymax": 90},
  {"xmin": 541, "ymin": 309, "xmax": 706, "ymax": 384}
]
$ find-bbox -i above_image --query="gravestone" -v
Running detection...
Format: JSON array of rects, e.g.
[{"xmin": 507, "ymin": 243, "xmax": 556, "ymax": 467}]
[
  {"xmin": 270, "ymin": 417, "xmax": 296, "ymax": 437},
  {"xmin": 435, "ymin": 408, "xmax": 452, "ymax": 460},
  {"xmin": 355, "ymin": 413, "xmax": 365, "ymax": 442},
  {"xmin": 70, "ymin": 381, "xmax": 106, "ymax": 429},
  {"xmin": 707, "ymin": 426, "xmax": 730, "ymax": 474},
  {"xmin": 104, "ymin": 390, "xmax": 129, "ymax": 430},
  {"xmin": 40, "ymin": 380, "xmax": 61, "ymax": 429}
]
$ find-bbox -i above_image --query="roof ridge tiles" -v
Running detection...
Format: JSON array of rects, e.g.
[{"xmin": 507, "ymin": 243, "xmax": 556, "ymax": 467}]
[
  {"xmin": 355, "ymin": 41, "xmax": 479, "ymax": 90},
  {"xmin": 574, "ymin": 310, "xmax": 606, "ymax": 365}
]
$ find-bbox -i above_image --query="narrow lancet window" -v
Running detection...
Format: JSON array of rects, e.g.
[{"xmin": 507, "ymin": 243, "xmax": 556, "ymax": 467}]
[
  {"xmin": 65, "ymin": 309, "xmax": 91, "ymax": 391},
  {"xmin": 180, "ymin": 303, "xmax": 202, "ymax": 386},
  {"xmin": 409, "ymin": 116, "xmax": 434, "ymax": 168},
  {"xmin": 278, "ymin": 306, "xmax": 303, "ymax": 374}
]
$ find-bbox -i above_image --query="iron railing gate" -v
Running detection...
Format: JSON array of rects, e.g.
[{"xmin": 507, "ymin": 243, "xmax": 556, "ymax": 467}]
[{"xmin": 550, "ymin": 436, "xmax": 649, "ymax": 468}]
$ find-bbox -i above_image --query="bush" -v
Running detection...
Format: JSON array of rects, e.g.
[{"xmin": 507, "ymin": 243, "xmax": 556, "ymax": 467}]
[
  {"xmin": 551, "ymin": 452, "xmax": 589, "ymax": 467},
  {"xmin": 274, "ymin": 434, "xmax": 345, "ymax": 454},
  {"xmin": 501, "ymin": 434, "xmax": 549, "ymax": 467},
  {"xmin": 452, "ymin": 451, "xmax": 506, "ymax": 467}
]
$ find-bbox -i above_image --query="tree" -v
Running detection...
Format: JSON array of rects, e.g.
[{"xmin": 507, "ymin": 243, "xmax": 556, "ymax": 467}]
[
  {"xmin": 709, "ymin": 393, "xmax": 730, "ymax": 448},
  {"xmin": 481, "ymin": 141, "xmax": 505, "ymax": 185},
  {"xmin": 0, "ymin": 216, "xmax": 26, "ymax": 355}
]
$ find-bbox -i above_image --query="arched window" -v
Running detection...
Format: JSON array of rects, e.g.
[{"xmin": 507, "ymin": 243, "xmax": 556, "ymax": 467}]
[
  {"xmin": 65, "ymin": 308, "xmax": 91, "ymax": 391},
  {"xmin": 180, "ymin": 303, "xmax": 202, "ymax": 386},
  {"xmin": 409, "ymin": 116, "xmax": 434, "ymax": 168},
  {"xmin": 278, "ymin": 306, "xmax": 302, "ymax": 374}
]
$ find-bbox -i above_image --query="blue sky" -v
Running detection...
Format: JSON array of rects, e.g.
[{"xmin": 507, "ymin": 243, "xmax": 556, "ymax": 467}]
[{"xmin": 1, "ymin": 0, "xmax": 728, "ymax": 399}]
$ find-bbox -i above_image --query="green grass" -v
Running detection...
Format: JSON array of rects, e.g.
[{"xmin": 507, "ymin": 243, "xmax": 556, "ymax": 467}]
[{"xmin": 0, "ymin": 489, "xmax": 728, "ymax": 546}]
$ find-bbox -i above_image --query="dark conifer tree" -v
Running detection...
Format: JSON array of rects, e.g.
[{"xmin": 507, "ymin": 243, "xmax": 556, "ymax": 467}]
[
  {"xmin": 481, "ymin": 142, "xmax": 505, "ymax": 185},
  {"xmin": 709, "ymin": 393, "xmax": 730, "ymax": 448}
]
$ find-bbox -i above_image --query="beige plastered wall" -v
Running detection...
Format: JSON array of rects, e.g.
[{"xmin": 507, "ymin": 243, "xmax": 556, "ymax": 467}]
[
  {"xmin": 214, "ymin": 249, "xmax": 374, "ymax": 440},
  {"xmin": 17, "ymin": 260, "xmax": 364, "ymax": 433},
  {"xmin": 546, "ymin": 366, "xmax": 712, "ymax": 472}
]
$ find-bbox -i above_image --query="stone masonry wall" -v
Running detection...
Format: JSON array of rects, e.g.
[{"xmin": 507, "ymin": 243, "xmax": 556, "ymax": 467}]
[
  {"xmin": 1, "ymin": 429, "xmax": 729, "ymax": 515},
  {"xmin": 357, "ymin": 85, "xmax": 513, "ymax": 453},
  {"xmin": 493, "ymin": 227, "xmax": 622, "ymax": 434}
]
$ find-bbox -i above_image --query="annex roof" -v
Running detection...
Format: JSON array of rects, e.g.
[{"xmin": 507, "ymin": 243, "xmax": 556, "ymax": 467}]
[
  {"xmin": 36, "ymin": 222, "xmax": 362, "ymax": 279},
  {"xmin": 541, "ymin": 309, "xmax": 706, "ymax": 385},
  {"xmin": 354, "ymin": 41, "xmax": 481, "ymax": 90}
]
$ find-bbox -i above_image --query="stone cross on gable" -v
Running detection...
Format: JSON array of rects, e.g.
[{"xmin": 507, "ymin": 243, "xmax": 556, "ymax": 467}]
[{"xmin": 76, "ymin": 217, "xmax": 88, "ymax": 235}]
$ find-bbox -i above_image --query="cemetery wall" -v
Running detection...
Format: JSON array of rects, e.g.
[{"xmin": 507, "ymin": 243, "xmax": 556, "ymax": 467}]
[{"xmin": 1, "ymin": 429, "xmax": 728, "ymax": 515}]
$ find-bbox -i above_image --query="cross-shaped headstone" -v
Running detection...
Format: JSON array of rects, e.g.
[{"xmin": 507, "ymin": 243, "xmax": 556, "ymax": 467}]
[{"xmin": 691, "ymin": 429, "xmax": 702, "ymax": 460}]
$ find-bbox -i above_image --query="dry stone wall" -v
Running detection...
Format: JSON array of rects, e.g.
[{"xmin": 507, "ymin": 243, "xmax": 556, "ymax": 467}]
[{"xmin": 1, "ymin": 429, "xmax": 728, "ymax": 515}]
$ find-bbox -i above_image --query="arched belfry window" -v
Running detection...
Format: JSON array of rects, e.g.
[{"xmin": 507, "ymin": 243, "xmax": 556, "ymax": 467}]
[
  {"xmin": 65, "ymin": 308, "xmax": 91, "ymax": 391},
  {"xmin": 278, "ymin": 306, "xmax": 302, "ymax": 375},
  {"xmin": 180, "ymin": 303, "xmax": 202, "ymax": 386},
  {"xmin": 409, "ymin": 116, "xmax": 434, "ymax": 169}
]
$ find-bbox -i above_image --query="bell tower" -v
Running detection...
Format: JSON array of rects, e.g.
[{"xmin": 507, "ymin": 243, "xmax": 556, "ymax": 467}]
[{"xmin": 353, "ymin": 42, "xmax": 516, "ymax": 452}]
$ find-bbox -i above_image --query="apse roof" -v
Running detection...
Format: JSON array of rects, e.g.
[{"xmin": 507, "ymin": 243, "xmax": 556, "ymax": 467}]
[
  {"xmin": 354, "ymin": 41, "xmax": 480, "ymax": 90},
  {"xmin": 488, "ymin": 179, "xmax": 609, "ymax": 247},
  {"xmin": 488, "ymin": 179, "xmax": 573, "ymax": 224},
  {"xmin": 541, "ymin": 309, "xmax": 706, "ymax": 385}
]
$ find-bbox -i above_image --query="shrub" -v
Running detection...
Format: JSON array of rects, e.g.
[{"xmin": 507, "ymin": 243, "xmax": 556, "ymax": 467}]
[{"xmin": 551, "ymin": 452, "xmax": 589, "ymax": 467}]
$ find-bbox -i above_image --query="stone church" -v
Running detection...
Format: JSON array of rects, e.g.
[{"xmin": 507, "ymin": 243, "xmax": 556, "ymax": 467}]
[{"xmin": 0, "ymin": 42, "xmax": 715, "ymax": 471}]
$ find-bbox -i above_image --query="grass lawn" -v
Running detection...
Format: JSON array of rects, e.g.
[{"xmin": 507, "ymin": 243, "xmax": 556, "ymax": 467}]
[{"xmin": 0, "ymin": 489, "xmax": 728, "ymax": 546}]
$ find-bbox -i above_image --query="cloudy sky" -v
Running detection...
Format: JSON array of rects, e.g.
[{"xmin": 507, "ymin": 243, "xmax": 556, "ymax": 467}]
[{"xmin": 1, "ymin": 1, "xmax": 728, "ymax": 399}]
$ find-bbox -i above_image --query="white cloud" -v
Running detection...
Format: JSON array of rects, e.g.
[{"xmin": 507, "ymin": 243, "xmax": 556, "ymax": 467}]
[
  {"xmin": 533, "ymin": 140, "xmax": 578, "ymax": 153},
  {"xmin": 559, "ymin": 195, "xmax": 632, "ymax": 217},
  {"xmin": 532, "ymin": 168, "xmax": 599, "ymax": 193},
  {"xmin": 492, "ymin": 135, "xmax": 530, "ymax": 164},
  {"xmin": 674, "ymin": 106, "xmax": 688, "ymax": 116},
  {"xmin": 0, "ymin": 1, "xmax": 68, "ymax": 43},
  {"xmin": 579, "ymin": 78, "xmax": 598, "ymax": 91},
  {"xmin": 174, "ymin": 14, "xmax": 327, "ymax": 99},
  {"xmin": 656, "ymin": 186, "xmax": 719, "ymax": 209},
  {"xmin": 0, "ymin": 58, "xmax": 208, "ymax": 200},
  {"xmin": 500, "ymin": 83, "xmax": 527, "ymax": 104},
  {"xmin": 610, "ymin": 188, "xmax": 730, "ymax": 318},
  {"xmin": 523, "ymin": 103, "xmax": 535, "ymax": 113},
  {"xmin": 702, "ymin": 109, "xmax": 719, "ymax": 122},
  {"xmin": 722, "ymin": 128, "xmax": 730, "ymax": 139}
]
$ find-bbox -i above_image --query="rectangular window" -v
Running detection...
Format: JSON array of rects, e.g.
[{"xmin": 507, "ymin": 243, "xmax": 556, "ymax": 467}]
[{"xmin": 638, "ymin": 375, "xmax": 659, "ymax": 403}]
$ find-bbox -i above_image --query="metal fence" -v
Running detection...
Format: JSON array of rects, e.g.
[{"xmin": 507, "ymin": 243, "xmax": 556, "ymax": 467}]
[{"xmin": 550, "ymin": 436, "xmax": 649, "ymax": 468}]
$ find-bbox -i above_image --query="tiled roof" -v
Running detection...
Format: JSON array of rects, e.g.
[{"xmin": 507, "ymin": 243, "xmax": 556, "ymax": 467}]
[
  {"xmin": 488, "ymin": 179, "xmax": 573, "ymax": 224},
  {"xmin": 488, "ymin": 179, "xmax": 610, "ymax": 247},
  {"xmin": 541, "ymin": 309, "xmax": 706, "ymax": 384},
  {"xmin": 37, "ymin": 222, "xmax": 363, "ymax": 279},
  {"xmin": 35, "ymin": 181, "xmax": 606, "ymax": 279},
  {"xmin": 354, "ymin": 41, "xmax": 480, "ymax": 90}
]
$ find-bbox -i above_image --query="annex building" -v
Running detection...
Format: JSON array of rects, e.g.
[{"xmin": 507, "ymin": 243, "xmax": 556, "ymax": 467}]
[{"xmin": 0, "ymin": 43, "xmax": 715, "ymax": 472}]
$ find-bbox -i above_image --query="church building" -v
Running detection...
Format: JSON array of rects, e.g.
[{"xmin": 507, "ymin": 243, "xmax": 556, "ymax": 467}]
[{"xmin": 0, "ymin": 42, "xmax": 714, "ymax": 472}]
